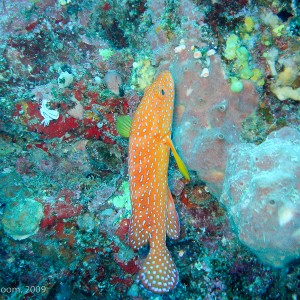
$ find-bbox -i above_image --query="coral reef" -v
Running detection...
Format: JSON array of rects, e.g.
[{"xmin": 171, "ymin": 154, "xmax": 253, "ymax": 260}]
[
  {"xmin": 221, "ymin": 127, "xmax": 300, "ymax": 268},
  {"xmin": 0, "ymin": 0, "xmax": 299, "ymax": 298}
]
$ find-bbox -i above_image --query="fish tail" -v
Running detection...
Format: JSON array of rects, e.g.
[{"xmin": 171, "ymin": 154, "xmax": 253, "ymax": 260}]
[{"xmin": 139, "ymin": 246, "xmax": 178, "ymax": 294}]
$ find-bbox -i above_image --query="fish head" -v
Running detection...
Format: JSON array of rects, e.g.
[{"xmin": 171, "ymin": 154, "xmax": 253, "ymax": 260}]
[{"xmin": 142, "ymin": 71, "xmax": 175, "ymax": 137}]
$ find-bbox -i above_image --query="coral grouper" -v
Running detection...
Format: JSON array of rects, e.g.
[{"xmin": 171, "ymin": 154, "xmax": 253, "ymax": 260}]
[{"xmin": 117, "ymin": 71, "xmax": 189, "ymax": 293}]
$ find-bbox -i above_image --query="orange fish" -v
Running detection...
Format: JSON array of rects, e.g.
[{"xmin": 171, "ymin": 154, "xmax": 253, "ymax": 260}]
[{"xmin": 117, "ymin": 71, "xmax": 189, "ymax": 293}]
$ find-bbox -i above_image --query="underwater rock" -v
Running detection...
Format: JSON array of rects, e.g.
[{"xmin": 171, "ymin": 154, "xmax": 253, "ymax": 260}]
[
  {"xmin": 0, "ymin": 172, "xmax": 32, "ymax": 202},
  {"xmin": 221, "ymin": 127, "xmax": 300, "ymax": 268},
  {"xmin": 2, "ymin": 198, "xmax": 44, "ymax": 240},
  {"xmin": 86, "ymin": 140, "xmax": 123, "ymax": 173}
]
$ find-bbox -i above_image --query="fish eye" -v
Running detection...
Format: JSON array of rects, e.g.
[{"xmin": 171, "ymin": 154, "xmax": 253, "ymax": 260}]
[{"xmin": 161, "ymin": 89, "xmax": 165, "ymax": 95}]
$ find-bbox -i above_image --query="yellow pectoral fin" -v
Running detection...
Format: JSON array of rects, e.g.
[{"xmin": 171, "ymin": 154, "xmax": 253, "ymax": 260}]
[
  {"xmin": 116, "ymin": 115, "xmax": 132, "ymax": 138},
  {"xmin": 165, "ymin": 136, "xmax": 190, "ymax": 181}
]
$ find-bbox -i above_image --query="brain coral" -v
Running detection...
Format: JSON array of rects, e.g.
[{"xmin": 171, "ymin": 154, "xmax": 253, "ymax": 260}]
[{"xmin": 221, "ymin": 127, "xmax": 300, "ymax": 268}]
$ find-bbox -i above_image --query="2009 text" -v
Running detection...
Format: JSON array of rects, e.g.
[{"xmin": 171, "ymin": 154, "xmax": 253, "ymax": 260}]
[{"xmin": 1, "ymin": 286, "xmax": 47, "ymax": 294}]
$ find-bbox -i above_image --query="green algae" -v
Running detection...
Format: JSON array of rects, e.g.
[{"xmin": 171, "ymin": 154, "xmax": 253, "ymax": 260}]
[
  {"xmin": 110, "ymin": 181, "xmax": 131, "ymax": 211},
  {"xmin": 99, "ymin": 48, "xmax": 115, "ymax": 61},
  {"xmin": 224, "ymin": 34, "xmax": 240, "ymax": 60}
]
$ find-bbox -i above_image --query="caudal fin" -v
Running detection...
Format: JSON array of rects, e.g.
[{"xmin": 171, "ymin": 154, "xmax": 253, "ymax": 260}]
[{"xmin": 139, "ymin": 247, "xmax": 178, "ymax": 293}]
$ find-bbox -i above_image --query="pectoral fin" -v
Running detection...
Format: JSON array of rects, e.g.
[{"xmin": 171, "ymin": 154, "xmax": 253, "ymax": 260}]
[
  {"xmin": 116, "ymin": 115, "xmax": 132, "ymax": 138},
  {"xmin": 165, "ymin": 136, "xmax": 190, "ymax": 181}
]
